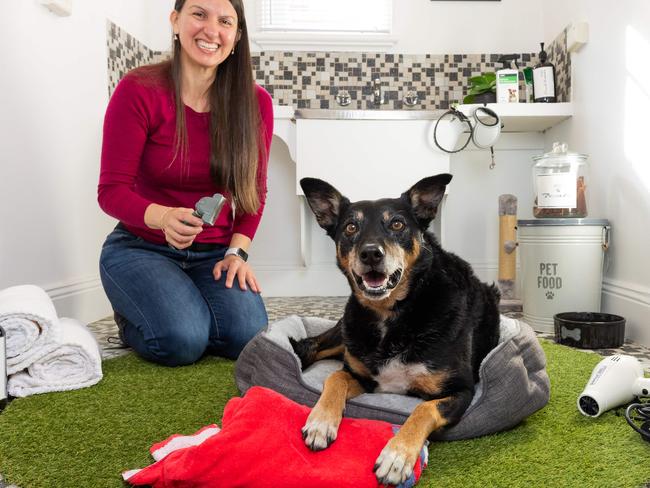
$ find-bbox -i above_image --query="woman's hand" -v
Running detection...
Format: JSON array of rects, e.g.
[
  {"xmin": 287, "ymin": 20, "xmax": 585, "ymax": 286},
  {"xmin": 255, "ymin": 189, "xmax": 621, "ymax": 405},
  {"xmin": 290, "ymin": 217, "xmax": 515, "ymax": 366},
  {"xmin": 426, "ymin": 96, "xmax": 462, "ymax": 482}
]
[
  {"xmin": 213, "ymin": 255, "xmax": 261, "ymax": 293},
  {"xmin": 160, "ymin": 207, "xmax": 204, "ymax": 249}
]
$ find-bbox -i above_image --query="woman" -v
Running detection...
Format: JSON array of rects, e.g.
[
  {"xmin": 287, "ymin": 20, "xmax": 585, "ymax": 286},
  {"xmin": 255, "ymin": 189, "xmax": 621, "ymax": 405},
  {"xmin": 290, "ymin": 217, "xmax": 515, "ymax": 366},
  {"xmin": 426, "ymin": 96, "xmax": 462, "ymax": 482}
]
[{"xmin": 98, "ymin": 0, "xmax": 273, "ymax": 366}]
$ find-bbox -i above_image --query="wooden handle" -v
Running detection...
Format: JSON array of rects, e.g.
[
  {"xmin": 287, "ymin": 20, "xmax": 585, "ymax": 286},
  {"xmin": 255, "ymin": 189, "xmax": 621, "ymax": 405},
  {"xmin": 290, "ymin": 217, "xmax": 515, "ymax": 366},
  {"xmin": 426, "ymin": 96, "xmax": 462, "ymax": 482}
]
[{"xmin": 498, "ymin": 214, "xmax": 517, "ymax": 281}]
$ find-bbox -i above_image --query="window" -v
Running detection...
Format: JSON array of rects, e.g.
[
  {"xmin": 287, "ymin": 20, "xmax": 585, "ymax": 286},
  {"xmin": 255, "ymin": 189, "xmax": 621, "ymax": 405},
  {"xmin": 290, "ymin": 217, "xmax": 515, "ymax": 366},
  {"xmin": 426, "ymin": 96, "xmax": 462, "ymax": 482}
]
[
  {"xmin": 259, "ymin": 0, "xmax": 391, "ymax": 34},
  {"xmin": 254, "ymin": 0, "xmax": 395, "ymax": 50}
]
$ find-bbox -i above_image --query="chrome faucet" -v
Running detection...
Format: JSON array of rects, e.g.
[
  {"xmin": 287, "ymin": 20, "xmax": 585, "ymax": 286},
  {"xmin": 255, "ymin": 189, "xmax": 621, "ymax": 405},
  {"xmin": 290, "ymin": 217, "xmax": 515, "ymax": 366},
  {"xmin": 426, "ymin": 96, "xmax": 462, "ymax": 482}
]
[{"xmin": 371, "ymin": 78, "xmax": 386, "ymax": 106}]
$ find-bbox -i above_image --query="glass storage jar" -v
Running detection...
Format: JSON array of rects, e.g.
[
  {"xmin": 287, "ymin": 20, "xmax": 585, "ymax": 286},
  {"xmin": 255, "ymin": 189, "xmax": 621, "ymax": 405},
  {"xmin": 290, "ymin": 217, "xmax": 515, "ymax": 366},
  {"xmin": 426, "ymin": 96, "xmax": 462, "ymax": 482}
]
[{"xmin": 532, "ymin": 142, "xmax": 588, "ymax": 218}]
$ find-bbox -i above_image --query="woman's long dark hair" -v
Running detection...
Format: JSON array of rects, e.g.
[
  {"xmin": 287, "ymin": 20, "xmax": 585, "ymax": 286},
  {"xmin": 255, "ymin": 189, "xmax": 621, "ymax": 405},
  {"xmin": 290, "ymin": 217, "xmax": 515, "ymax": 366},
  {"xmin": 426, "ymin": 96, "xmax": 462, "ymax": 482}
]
[{"xmin": 170, "ymin": 0, "xmax": 263, "ymax": 214}]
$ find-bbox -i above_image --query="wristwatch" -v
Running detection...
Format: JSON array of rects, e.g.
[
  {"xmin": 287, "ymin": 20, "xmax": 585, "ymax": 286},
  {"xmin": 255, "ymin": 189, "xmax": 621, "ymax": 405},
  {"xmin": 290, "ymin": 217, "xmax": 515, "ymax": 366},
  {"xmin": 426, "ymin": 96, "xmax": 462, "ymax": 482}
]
[{"xmin": 225, "ymin": 247, "xmax": 248, "ymax": 262}]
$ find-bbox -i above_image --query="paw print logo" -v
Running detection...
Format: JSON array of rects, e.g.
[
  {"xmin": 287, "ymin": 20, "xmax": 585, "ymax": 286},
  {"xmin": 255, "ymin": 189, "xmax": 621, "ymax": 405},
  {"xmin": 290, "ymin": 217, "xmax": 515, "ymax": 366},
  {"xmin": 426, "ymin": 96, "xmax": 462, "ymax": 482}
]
[{"xmin": 545, "ymin": 291, "xmax": 555, "ymax": 300}]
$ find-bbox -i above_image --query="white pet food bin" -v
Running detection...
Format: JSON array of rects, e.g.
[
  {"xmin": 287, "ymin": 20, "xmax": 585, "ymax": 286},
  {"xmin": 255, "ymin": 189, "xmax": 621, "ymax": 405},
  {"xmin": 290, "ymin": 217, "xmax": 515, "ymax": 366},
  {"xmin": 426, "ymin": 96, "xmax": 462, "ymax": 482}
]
[{"xmin": 517, "ymin": 219, "xmax": 610, "ymax": 333}]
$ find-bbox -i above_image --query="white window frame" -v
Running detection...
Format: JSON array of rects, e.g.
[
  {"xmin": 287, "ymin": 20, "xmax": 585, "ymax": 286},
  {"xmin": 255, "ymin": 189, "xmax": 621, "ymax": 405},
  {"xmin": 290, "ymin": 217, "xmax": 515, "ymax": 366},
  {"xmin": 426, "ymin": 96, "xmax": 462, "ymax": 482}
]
[{"xmin": 250, "ymin": 0, "xmax": 397, "ymax": 52}]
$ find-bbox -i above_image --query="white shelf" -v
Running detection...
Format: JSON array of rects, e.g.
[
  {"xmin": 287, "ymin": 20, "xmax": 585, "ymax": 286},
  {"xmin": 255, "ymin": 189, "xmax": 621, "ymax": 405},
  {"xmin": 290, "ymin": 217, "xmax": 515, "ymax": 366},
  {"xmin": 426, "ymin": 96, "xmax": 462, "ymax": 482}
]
[
  {"xmin": 458, "ymin": 102, "xmax": 573, "ymax": 133},
  {"xmin": 274, "ymin": 103, "xmax": 573, "ymax": 133}
]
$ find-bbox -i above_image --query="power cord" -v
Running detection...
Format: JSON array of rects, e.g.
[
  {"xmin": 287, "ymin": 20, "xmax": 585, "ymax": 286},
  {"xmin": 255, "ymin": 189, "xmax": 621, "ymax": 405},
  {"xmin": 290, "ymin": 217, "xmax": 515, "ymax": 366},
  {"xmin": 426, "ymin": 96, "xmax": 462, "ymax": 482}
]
[{"xmin": 624, "ymin": 397, "xmax": 650, "ymax": 442}]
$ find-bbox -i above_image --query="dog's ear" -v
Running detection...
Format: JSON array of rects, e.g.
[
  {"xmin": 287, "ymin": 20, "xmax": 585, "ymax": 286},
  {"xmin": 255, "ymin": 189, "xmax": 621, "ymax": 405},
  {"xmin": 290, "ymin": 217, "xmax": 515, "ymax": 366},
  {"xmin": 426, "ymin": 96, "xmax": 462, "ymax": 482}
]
[
  {"xmin": 403, "ymin": 173, "xmax": 453, "ymax": 229},
  {"xmin": 300, "ymin": 178, "xmax": 349, "ymax": 237}
]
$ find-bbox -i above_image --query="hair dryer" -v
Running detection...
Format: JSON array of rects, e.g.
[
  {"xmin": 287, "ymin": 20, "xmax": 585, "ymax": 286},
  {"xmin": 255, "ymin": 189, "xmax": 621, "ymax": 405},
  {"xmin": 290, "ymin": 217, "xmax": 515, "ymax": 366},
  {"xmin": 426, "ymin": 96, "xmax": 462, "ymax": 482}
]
[{"xmin": 578, "ymin": 355, "xmax": 650, "ymax": 417}]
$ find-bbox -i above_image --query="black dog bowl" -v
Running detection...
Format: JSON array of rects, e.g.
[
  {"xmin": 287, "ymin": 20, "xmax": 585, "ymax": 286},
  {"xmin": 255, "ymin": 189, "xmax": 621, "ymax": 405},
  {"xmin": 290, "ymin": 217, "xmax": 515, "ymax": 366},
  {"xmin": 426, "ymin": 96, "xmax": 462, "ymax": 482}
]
[{"xmin": 554, "ymin": 312, "xmax": 625, "ymax": 349}]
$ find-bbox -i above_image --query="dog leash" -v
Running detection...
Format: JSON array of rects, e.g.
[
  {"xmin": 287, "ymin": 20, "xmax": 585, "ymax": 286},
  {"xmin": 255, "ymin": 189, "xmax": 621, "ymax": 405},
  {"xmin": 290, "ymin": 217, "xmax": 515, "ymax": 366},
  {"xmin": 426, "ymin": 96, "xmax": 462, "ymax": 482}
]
[{"xmin": 433, "ymin": 105, "xmax": 500, "ymax": 169}]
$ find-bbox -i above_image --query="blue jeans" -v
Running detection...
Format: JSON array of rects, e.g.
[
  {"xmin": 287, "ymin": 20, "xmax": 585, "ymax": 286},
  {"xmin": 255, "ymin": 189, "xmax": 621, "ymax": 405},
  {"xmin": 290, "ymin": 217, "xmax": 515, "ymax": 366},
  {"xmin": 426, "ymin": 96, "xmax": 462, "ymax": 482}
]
[{"xmin": 99, "ymin": 225, "xmax": 268, "ymax": 366}]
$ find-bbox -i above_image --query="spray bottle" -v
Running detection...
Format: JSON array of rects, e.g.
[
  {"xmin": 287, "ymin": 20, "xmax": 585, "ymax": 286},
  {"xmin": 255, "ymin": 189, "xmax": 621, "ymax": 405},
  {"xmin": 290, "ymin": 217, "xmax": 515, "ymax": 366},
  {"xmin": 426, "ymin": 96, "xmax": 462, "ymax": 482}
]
[{"xmin": 496, "ymin": 54, "xmax": 520, "ymax": 103}]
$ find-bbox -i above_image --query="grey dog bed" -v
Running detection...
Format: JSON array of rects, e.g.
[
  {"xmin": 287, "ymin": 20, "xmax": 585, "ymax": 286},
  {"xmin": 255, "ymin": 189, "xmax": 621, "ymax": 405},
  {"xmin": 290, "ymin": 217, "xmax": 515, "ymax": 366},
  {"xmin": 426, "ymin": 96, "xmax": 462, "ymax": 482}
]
[{"xmin": 235, "ymin": 315, "xmax": 550, "ymax": 440}]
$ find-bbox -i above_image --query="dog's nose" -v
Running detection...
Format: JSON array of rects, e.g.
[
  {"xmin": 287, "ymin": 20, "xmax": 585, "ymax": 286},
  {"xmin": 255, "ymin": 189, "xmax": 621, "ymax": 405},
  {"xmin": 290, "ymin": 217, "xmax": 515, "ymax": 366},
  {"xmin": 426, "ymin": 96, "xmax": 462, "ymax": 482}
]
[{"xmin": 359, "ymin": 244, "xmax": 385, "ymax": 266}]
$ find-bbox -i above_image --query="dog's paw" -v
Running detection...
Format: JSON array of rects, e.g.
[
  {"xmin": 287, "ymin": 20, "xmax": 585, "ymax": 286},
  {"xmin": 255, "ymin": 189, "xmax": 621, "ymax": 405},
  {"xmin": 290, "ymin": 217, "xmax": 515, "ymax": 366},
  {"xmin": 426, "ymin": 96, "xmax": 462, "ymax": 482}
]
[
  {"xmin": 301, "ymin": 414, "xmax": 339, "ymax": 451},
  {"xmin": 373, "ymin": 438, "xmax": 419, "ymax": 486}
]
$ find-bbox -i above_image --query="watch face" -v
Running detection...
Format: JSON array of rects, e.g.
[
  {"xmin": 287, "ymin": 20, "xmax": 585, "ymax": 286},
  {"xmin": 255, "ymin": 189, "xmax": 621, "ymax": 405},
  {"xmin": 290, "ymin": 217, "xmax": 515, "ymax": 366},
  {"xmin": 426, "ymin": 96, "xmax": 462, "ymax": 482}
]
[
  {"xmin": 237, "ymin": 248, "xmax": 249, "ymax": 262},
  {"xmin": 227, "ymin": 247, "xmax": 248, "ymax": 262}
]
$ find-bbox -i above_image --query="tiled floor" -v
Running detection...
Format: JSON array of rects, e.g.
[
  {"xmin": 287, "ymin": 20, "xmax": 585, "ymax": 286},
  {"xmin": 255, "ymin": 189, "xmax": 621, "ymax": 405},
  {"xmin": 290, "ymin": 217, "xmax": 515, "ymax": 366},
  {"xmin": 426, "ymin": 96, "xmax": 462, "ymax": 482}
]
[{"xmin": 91, "ymin": 296, "xmax": 650, "ymax": 368}]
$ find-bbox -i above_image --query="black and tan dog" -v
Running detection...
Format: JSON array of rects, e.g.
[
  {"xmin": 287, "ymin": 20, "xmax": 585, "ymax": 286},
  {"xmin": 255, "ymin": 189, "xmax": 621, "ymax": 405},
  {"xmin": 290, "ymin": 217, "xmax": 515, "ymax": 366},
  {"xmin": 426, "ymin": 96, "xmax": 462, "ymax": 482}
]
[{"xmin": 292, "ymin": 173, "xmax": 501, "ymax": 485}]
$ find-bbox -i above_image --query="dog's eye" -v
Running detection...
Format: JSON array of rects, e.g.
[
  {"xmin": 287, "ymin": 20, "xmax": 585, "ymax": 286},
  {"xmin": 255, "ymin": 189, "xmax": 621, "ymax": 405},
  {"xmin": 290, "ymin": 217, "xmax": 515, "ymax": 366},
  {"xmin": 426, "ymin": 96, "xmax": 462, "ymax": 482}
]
[
  {"xmin": 344, "ymin": 223, "xmax": 358, "ymax": 235},
  {"xmin": 390, "ymin": 220, "xmax": 405, "ymax": 231}
]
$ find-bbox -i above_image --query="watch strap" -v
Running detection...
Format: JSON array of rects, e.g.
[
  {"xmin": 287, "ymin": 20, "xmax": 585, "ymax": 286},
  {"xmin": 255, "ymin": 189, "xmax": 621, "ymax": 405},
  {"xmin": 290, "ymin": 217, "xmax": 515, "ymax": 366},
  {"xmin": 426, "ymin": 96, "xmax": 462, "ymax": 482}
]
[{"xmin": 225, "ymin": 247, "xmax": 248, "ymax": 262}]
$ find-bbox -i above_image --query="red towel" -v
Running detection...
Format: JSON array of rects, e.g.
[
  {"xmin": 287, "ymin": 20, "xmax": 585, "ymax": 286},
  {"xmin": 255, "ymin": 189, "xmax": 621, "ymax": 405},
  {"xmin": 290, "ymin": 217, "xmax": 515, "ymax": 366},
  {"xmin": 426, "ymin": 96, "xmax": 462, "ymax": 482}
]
[{"xmin": 123, "ymin": 386, "xmax": 427, "ymax": 488}]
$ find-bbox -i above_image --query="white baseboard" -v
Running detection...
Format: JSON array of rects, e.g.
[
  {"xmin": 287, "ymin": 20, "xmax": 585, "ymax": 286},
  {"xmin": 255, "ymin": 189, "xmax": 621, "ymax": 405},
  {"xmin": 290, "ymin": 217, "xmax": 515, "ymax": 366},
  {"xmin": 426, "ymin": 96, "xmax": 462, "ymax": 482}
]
[
  {"xmin": 44, "ymin": 268, "xmax": 349, "ymax": 323},
  {"xmin": 602, "ymin": 278, "xmax": 650, "ymax": 308},
  {"xmin": 602, "ymin": 278, "xmax": 650, "ymax": 347},
  {"xmin": 45, "ymin": 276, "xmax": 112, "ymax": 323}
]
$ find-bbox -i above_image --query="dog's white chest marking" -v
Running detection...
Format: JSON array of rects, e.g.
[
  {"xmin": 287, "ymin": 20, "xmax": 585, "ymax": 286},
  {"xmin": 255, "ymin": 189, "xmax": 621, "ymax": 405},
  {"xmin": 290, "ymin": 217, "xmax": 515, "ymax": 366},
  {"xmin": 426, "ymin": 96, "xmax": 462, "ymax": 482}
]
[{"xmin": 374, "ymin": 359, "xmax": 429, "ymax": 394}]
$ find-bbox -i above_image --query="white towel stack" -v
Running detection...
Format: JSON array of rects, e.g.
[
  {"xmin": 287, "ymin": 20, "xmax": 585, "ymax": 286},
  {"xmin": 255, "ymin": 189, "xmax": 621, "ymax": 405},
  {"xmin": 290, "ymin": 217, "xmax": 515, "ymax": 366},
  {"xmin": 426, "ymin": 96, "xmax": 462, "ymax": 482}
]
[
  {"xmin": 0, "ymin": 284, "xmax": 103, "ymax": 398},
  {"xmin": 0, "ymin": 284, "xmax": 60, "ymax": 374}
]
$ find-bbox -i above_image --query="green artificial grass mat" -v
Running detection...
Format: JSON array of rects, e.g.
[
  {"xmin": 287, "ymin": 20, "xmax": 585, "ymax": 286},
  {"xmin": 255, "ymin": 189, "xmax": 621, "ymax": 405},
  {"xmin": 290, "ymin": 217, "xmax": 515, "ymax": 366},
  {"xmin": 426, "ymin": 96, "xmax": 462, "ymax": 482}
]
[{"xmin": 0, "ymin": 340, "xmax": 648, "ymax": 488}]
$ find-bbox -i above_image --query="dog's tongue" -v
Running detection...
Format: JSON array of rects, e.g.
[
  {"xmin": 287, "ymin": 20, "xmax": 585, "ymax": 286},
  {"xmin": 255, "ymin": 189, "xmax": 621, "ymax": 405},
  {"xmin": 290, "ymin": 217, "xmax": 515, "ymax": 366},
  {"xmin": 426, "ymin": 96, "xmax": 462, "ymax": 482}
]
[{"xmin": 363, "ymin": 271, "xmax": 386, "ymax": 288}]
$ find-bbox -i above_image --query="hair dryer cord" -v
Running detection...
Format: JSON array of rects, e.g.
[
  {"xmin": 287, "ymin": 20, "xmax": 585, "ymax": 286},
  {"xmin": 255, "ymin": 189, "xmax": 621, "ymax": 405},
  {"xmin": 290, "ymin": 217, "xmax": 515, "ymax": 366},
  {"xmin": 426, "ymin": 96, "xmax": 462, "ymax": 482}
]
[{"xmin": 625, "ymin": 399, "xmax": 650, "ymax": 442}]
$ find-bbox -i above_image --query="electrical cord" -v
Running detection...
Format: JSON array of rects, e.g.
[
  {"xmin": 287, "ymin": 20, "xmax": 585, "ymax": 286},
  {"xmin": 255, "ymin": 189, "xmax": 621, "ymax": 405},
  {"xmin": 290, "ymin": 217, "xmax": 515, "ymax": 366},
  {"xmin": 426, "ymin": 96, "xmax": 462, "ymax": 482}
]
[{"xmin": 624, "ymin": 397, "xmax": 650, "ymax": 442}]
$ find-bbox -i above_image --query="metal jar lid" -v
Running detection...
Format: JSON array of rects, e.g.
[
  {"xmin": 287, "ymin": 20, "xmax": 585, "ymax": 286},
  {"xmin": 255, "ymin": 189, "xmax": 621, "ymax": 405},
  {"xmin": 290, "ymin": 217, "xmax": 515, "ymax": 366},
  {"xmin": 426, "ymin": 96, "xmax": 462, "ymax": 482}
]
[
  {"xmin": 517, "ymin": 218, "xmax": 610, "ymax": 226},
  {"xmin": 532, "ymin": 142, "xmax": 588, "ymax": 165}
]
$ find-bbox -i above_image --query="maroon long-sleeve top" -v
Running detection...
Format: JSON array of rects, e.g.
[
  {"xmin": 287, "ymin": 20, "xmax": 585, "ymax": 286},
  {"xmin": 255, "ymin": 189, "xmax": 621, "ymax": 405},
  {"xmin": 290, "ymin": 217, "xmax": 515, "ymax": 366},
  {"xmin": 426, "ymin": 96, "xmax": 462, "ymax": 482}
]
[{"xmin": 98, "ymin": 71, "xmax": 274, "ymax": 245}]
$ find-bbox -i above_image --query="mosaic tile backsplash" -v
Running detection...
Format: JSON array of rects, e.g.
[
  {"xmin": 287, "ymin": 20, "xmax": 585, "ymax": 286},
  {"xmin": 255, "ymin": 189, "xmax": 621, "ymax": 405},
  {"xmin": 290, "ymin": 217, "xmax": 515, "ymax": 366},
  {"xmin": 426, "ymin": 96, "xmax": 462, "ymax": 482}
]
[
  {"xmin": 106, "ymin": 21, "xmax": 167, "ymax": 97},
  {"xmin": 107, "ymin": 20, "xmax": 570, "ymax": 108}
]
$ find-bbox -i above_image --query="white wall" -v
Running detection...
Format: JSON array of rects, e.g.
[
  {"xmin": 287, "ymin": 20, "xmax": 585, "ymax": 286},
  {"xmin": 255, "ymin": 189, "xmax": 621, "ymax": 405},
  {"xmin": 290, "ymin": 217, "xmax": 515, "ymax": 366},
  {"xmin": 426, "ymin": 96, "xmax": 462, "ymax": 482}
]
[
  {"xmin": 0, "ymin": 1, "xmax": 164, "ymax": 322},
  {"xmin": 245, "ymin": 0, "xmax": 544, "ymax": 53},
  {"xmin": 445, "ymin": 134, "xmax": 542, "ymax": 284},
  {"xmin": 541, "ymin": 0, "xmax": 650, "ymax": 345},
  {"xmin": 136, "ymin": 0, "xmax": 545, "ymax": 53},
  {"xmin": 139, "ymin": 3, "xmax": 177, "ymax": 51},
  {"xmin": 391, "ymin": 0, "xmax": 543, "ymax": 54}
]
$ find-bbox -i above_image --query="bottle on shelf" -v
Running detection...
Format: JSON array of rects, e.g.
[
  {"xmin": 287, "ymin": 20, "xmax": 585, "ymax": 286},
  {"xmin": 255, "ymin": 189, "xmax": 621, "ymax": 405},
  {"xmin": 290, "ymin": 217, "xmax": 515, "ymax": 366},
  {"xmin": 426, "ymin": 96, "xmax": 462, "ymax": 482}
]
[
  {"xmin": 533, "ymin": 42, "xmax": 557, "ymax": 103},
  {"xmin": 496, "ymin": 54, "xmax": 521, "ymax": 104},
  {"xmin": 523, "ymin": 67, "xmax": 534, "ymax": 103}
]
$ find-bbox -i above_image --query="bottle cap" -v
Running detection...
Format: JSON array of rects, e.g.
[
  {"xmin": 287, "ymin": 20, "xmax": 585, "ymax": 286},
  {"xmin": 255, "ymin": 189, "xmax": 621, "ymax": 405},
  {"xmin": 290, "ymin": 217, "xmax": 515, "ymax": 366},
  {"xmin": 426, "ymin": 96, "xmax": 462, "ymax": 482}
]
[{"xmin": 539, "ymin": 42, "xmax": 548, "ymax": 63}]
